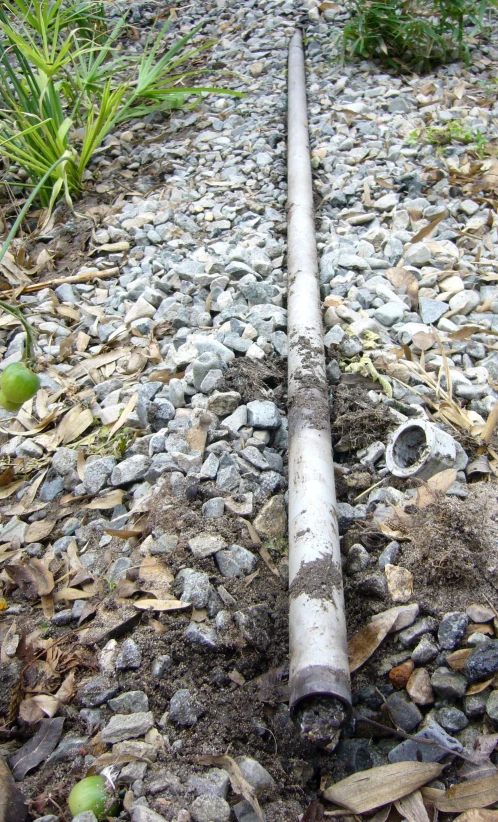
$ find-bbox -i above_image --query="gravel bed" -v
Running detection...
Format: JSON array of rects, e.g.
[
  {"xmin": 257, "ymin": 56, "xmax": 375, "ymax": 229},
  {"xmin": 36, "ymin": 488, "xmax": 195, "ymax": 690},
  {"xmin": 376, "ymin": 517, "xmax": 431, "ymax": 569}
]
[{"xmin": 1, "ymin": 0, "xmax": 498, "ymax": 820}]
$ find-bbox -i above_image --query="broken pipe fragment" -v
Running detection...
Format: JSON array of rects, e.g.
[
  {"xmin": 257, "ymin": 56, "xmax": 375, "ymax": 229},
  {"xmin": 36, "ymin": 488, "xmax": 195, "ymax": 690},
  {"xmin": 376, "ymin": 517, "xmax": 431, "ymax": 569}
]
[{"xmin": 385, "ymin": 419, "xmax": 467, "ymax": 480}]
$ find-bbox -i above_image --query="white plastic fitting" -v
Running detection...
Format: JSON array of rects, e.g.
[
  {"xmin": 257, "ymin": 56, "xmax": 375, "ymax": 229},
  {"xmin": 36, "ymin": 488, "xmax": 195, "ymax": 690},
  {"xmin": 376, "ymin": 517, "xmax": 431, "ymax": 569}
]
[{"xmin": 385, "ymin": 419, "xmax": 457, "ymax": 480}]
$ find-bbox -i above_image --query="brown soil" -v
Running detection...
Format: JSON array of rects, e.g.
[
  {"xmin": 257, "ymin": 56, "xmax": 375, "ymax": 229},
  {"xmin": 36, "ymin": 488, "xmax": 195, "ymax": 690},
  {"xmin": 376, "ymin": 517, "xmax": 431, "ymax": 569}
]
[
  {"xmin": 222, "ymin": 355, "xmax": 287, "ymax": 407},
  {"xmin": 331, "ymin": 383, "xmax": 399, "ymax": 453}
]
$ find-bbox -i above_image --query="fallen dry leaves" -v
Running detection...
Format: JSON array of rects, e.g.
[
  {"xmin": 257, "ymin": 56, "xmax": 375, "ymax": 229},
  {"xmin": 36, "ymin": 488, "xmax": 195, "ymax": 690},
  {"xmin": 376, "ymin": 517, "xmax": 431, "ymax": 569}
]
[{"xmin": 323, "ymin": 763, "xmax": 444, "ymax": 813}]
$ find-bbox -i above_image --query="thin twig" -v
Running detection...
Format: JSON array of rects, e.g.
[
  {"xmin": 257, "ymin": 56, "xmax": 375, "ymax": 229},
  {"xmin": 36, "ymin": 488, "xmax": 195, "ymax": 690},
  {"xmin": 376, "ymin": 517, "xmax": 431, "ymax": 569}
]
[{"xmin": 18, "ymin": 266, "xmax": 120, "ymax": 294}]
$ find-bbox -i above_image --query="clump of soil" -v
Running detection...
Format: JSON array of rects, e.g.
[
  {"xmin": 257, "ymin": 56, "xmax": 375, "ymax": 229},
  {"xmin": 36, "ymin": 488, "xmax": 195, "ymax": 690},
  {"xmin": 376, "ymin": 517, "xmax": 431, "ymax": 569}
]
[
  {"xmin": 331, "ymin": 384, "xmax": 398, "ymax": 452},
  {"xmin": 222, "ymin": 356, "xmax": 287, "ymax": 406},
  {"xmin": 398, "ymin": 484, "xmax": 495, "ymax": 586}
]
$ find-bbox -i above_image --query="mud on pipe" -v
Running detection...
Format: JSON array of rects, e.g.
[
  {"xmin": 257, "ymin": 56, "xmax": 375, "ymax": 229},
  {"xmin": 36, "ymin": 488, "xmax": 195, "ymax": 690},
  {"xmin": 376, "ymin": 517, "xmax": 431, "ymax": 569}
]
[{"xmin": 286, "ymin": 28, "xmax": 351, "ymax": 749}]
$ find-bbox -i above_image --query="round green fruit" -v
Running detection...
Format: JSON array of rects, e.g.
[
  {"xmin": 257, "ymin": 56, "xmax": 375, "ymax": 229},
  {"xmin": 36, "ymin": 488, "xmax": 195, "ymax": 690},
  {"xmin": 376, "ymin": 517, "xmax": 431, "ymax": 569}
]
[
  {"xmin": 68, "ymin": 774, "xmax": 119, "ymax": 820},
  {"xmin": 0, "ymin": 362, "xmax": 40, "ymax": 404},
  {"xmin": 0, "ymin": 390, "xmax": 22, "ymax": 411}
]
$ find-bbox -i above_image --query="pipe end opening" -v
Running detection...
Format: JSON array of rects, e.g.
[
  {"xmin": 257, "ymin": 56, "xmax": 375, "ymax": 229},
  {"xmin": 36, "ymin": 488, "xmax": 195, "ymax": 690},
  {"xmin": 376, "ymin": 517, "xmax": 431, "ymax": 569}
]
[
  {"xmin": 293, "ymin": 694, "xmax": 350, "ymax": 751},
  {"xmin": 392, "ymin": 423, "xmax": 429, "ymax": 470}
]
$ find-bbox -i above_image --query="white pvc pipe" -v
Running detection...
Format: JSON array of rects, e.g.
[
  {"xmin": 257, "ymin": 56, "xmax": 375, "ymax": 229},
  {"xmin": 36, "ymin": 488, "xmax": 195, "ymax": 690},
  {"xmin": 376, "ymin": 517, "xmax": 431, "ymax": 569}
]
[{"xmin": 287, "ymin": 29, "xmax": 351, "ymax": 743}]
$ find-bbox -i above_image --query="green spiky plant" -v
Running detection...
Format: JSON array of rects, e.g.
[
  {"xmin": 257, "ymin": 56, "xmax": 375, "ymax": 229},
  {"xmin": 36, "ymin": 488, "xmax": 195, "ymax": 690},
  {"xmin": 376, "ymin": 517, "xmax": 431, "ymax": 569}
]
[
  {"xmin": 343, "ymin": 0, "xmax": 497, "ymax": 71},
  {"xmin": 0, "ymin": 0, "xmax": 241, "ymax": 209},
  {"xmin": 0, "ymin": 154, "xmax": 69, "ymax": 370}
]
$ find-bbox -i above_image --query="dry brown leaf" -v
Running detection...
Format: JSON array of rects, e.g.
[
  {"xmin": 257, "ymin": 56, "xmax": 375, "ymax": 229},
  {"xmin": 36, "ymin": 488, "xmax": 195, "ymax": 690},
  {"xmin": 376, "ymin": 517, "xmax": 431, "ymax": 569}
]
[
  {"xmin": 77, "ymin": 449, "xmax": 86, "ymax": 482},
  {"xmin": 107, "ymin": 392, "xmax": 137, "ymax": 439},
  {"xmin": 412, "ymin": 331, "xmax": 436, "ymax": 351},
  {"xmin": 20, "ymin": 694, "xmax": 59, "ymax": 722},
  {"xmin": 54, "ymin": 586, "xmax": 96, "ymax": 602},
  {"xmin": 8, "ymin": 717, "xmax": 64, "ymax": 780},
  {"xmin": 466, "ymin": 678, "xmax": 494, "ymax": 695},
  {"xmin": 395, "ymin": 790, "xmax": 431, "ymax": 822},
  {"xmin": 67, "ymin": 540, "xmax": 83, "ymax": 571},
  {"xmin": 25, "ymin": 558, "xmax": 54, "ymax": 596},
  {"xmin": 68, "ymin": 348, "xmax": 130, "ymax": 380},
  {"xmin": 369, "ymin": 806, "xmax": 393, "ymax": 822},
  {"xmin": 385, "ymin": 267, "xmax": 419, "ymax": 308},
  {"xmin": 41, "ymin": 594, "xmax": 55, "ymax": 619},
  {"xmin": 19, "ymin": 699, "xmax": 46, "ymax": 724},
  {"xmin": 323, "ymin": 762, "xmax": 444, "ymax": 813},
  {"xmin": 453, "ymin": 811, "xmax": 498, "ymax": 822},
  {"xmin": 91, "ymin": 240, "xmax": 130, "ymax": 253},
  {"xmin": 371, "ymin": 603, "xmax": 419, "ymax": 633},
  {"xmin": 0, "ymin": 466, "xmax": 14, "ymax": 486},
  {"xmin": 447, "ymin": 648, "xmax": 472, "ymax": 671},
  {"xmin": 59, "ymin": 406, "xmax": 94, "ymax": 444},
  {"xmin": 197, "ymin": 754, "xmax": 263, "ymax": 821},
  {"xmin": 83, "ymin": 490, "xmax": 124, "ymax": 509},
  {"xmin": 138, "ymin": 557, "xmax": 173, "ymax": 585},
  {"xmin": 24, "ymin": 519, "xmax": 57, "ymax": 544},
  {"xmin": 421, "ymin": 787, "xmax": 445, "ymax": 805},
  {"xmin": 453, "ymin": 80, "xmax": 467, "ymax": 100},
  {"xmin": 0, "ymin": 480, "xmax": 24, "ymax": 500},
  {"xmin": 6, "ymin": 563, "xmax": 45, "ymax": 600},
  {"xmin": 481, "ymin": 401, "xmax": 498, "ymax": 444},
  {"xmin": 349, "ymin": 609, "xmax": 400, "ymax": 672},
  {"xmin": 55, "ymin": 670, "xmax": 76, "ymax": 703},
  {"xmin": 435, "ymin": 774, "xmax": 498, "ymax": 812},
  {"xmin": 103, "ymin": 527, "xmax": 143, "ymax": 539},
  {"xmin": 133, "ymin": 598, "xmax": 191, "ymax": 612},
  {"xmin": 19, "ymin": 470, "xmax": 47, "ymax": 510},
  {"xmin": 409, "ymin": 212, "xmax": 446, "ymax": 244},
  {"xmin": 90, "ymin": 752, "xmax": 154, "ymax": 771}
]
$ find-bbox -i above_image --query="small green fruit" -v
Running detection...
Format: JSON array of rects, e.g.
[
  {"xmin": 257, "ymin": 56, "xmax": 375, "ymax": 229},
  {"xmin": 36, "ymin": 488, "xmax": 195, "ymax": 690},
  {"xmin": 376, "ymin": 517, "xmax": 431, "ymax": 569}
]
[
  {"xmin": 67, "ymin": 774, "xmax": 119, "ymax": 820},
  {"xmin": 0, "ymin": 389, "xmax": 22, "ymax": 411},
  {"xmin": 0, "ymin": 362, "xmax": 40, "ymax": 404}
]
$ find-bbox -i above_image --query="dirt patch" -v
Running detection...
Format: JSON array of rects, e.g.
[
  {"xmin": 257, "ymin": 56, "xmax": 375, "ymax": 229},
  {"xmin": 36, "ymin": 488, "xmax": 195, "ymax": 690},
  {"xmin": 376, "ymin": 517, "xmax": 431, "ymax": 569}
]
[
  {"xmin": 395, "ymin": 482, "xmax": 498, "ymax": 611},
  {"xmin": 222, "ymin": 355, "xmax": 287, "ymax": 406},
  {"xmin": 289, "ymin": 556, "xmax": 343, "ymax": 602},
  {"xmin": 288, "ymin": 334, "xmax": 330, "ymax": 434},
  {"xmin": 331, "ymin": 384, "xmax": 398, "ymax": 453}
]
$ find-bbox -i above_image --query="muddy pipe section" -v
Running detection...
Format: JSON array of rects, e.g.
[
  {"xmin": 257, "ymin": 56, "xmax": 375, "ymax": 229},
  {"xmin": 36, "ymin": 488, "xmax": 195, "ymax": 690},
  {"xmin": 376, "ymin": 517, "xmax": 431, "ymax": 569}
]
[{"xmin": 286, "ymin": 29, "xmax": 351, "ymax": 748}]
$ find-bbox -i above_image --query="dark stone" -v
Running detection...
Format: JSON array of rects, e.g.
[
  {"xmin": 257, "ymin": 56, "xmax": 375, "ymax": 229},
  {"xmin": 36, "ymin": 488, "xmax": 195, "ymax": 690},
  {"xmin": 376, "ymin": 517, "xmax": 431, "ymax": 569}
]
[
  {"xmin": 78, "ymin": 676, "xmax": 119, "ymax": 707},
  {"xmin": 431, "ymin": 667, "xmax": 467, "ymax": 699},
  {"xmin": 169, "ymin": 688, "xmax": 204, "ymax": 727},
  {"xmin": 385, "ymin": 692, "xmax": 423, "ymax": 732},
  {"xmin": 435, "ymin": 706, "xmax": 469, "ymax": 733},
  {"xmin": 398, "ymin": 617, "xmax": 439, "ymax": 647},
  {"xmin": 234, "ymin": 605, "xmax": 271, "ymax": 651},
  {"xmin": 438, "ymin": 612, "xmax": 469, "ymax": 650},
  {"xmin": 358, "ymin": 574, "xmax": 388, "ymax": 599},
  {"xmin": 388, "ymin": 720, "xmax": 462, "ymax": 763},
  {"xmin": 336, "ymin": 738, "xmax": 374, "ymax": 774},
  {"xmin": 464, "ymin": 640, "xmax": 498, "ymax": 683},
  {"xmin": 463, "ymin": 692, "xmax": 488, "ymax": 718}
]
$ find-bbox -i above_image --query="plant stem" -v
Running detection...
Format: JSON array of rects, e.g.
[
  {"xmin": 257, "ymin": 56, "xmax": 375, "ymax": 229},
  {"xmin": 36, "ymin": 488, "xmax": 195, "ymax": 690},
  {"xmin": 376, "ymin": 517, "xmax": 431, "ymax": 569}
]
[
  {"xmin": 0, "ymin": 299, "xmax": 37, "ymax": 364},
  {"xmin": 0, "ymin": 153, "xmax": 70, "ymax": 265},
  {"xmin": 0, "ymin": 154, "xmax": 68, "ymax": 365}
]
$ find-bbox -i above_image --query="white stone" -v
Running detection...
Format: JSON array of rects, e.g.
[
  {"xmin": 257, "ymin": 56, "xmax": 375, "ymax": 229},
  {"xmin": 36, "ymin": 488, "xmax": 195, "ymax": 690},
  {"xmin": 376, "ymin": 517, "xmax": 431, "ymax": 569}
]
[
  {"xmin": 440, "ymin": 276, "xmax": 464, "ymax": 294},
  {"xmin": 246, "ymin": 343, "xmax": 265, "ymax": 360},
  {"xmin": 374, "ymin": 192, "xmax": 399, "ymax": 211},
  {"xmin": 124, "ymin": 296, "xmax": 156, "ymax": 325},
  {"xmin": 459, "ymin": 199, "xmax": 480, "ymax": 216},
  {"xmin": 403, "ymin": 243, "xmax": 431, "ymax": 267},
  {"xmin": 374, "ymin": 301, "xmax": 405, "ymax": 327},
  {"xmin": 99, "ymin": 404, "xmax": 126, "ymax": 425},
  {"xmin": 448, "ymin": 290, "xmax": 480, "ymax": 314}
]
